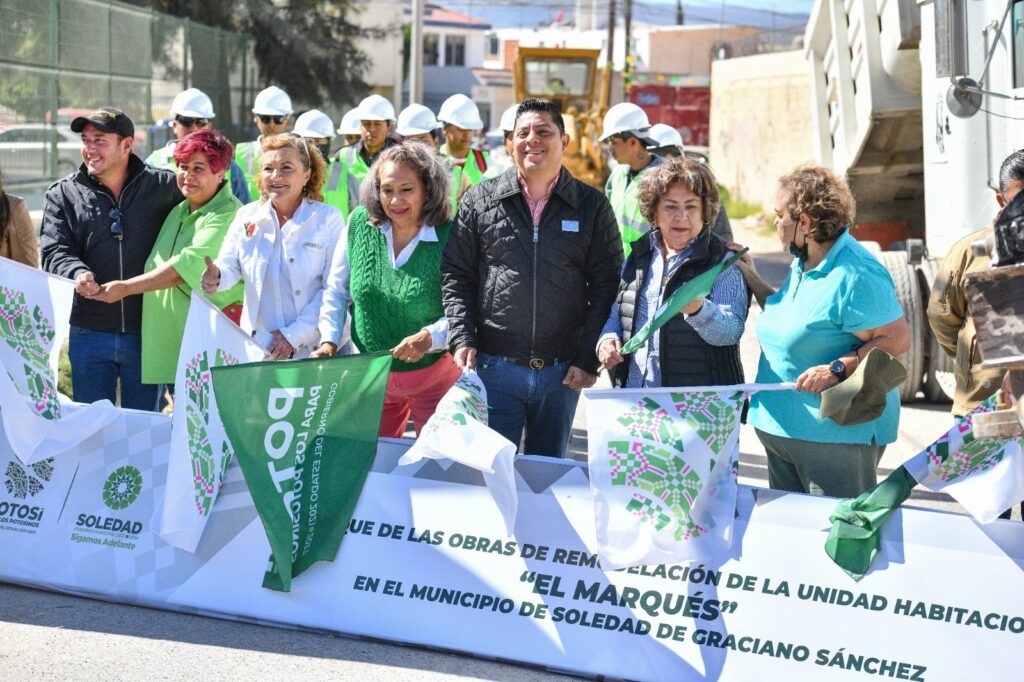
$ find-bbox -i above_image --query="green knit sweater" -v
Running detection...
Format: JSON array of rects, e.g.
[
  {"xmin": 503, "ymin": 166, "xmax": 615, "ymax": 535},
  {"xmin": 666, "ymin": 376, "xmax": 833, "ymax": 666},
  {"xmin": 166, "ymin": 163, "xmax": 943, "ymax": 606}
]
[{"xmin": 348, "ymin": 207, "xmax": 451, "ymax": 372}]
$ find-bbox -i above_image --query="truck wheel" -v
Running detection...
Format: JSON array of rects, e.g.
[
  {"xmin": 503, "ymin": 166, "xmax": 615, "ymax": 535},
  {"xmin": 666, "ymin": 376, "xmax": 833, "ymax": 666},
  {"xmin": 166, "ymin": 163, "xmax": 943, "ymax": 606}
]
[
  {"xmin": 917, "ymin": 258, "xmax": 954, "ymax": 403},
  {"xmin": 878, "ymin": 251, "xmax": 925, "ymax": 402}
]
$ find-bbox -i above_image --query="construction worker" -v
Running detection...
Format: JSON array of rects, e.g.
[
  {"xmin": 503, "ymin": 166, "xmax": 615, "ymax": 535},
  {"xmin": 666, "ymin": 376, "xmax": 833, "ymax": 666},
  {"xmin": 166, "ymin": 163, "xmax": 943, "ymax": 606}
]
[
  {"xmin": 234, "ymin": 86, "xmax": 293, "ymax": 200},
  {"xmin": 341, "ymin": 94, "xmax": 398, "ymax": 183},
  {"xmin": 337, "ymin": 108, "xmax": 363, "ymax": 147},
  {"xmin": 397, "ymin": 103, "xmax": 470, "ymax": 214},
  {"xmin": 294, "ymin": 110, "xmax": 357, "ymax": 221},
  {"xmin": 483, "ymin": 104, "xmax": 517, "ymax": 180},
  {"xmin": 437, "ymin": 94, "xmax": 488, "ymax": 187},
  {"xmin": 144, "ymin": 88, "xmax": 250, "ymax": 204},
  {"xmin": 601, "ymin": 102, "xmax": 662, "ymax": 257}
]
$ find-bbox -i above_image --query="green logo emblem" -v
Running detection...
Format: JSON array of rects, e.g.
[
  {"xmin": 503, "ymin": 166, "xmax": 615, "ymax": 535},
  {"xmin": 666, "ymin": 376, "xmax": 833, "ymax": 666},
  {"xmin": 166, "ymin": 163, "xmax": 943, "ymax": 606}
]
[{"xmin": 102, "ymin": 466, "xmax": 142, "ymax": 510}]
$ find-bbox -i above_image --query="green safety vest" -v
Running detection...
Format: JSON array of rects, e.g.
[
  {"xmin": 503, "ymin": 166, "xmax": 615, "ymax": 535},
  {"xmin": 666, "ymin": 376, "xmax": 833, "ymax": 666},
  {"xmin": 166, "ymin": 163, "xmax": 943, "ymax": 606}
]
[
  {"xmin": 449, "ymin": 164, "xmax": 463, "ymax": 215},
  {"xmin": 606, "ymin": 164, "xmax": 653, "ymax": 258},
  {"xmin": 322, "ymin": 155, "xmax": 358, "ymax": 221},
  {"xmin": 234, "ymin": 140, "xmax": 261, "ymax": 200},
  {"xmin": 441, "ymin": 146, "xmax": 488, "ymax": 187},
  {"xmin": 341, "ymin": 145, "xmax": 371, "ymax": 183}
]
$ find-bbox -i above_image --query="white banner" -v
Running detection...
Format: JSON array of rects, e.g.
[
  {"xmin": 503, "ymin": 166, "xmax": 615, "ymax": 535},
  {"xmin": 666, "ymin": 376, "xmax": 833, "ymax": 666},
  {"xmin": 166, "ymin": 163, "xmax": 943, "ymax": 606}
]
[
  {"xmin": 1, "ymin": 411, "xmax": 1024, "ymax": 680},
  {"xmin": 156, "ymin": 293, "xmax": 265, "ymax": 553},
  {"xmin": 585, "ymin": 387, "xmax": 745, "ymax": 570},
  {"xmin": 0, "ymin": 257, "xmax": 118, "ymax": 464}
]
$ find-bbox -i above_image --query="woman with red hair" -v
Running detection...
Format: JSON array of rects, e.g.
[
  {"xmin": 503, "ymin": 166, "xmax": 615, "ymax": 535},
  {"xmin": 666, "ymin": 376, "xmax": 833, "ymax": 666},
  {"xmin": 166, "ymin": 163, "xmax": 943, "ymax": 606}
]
[{"xmin": 90, "ymin": 128, "xmax": 244, "ymax": 391}]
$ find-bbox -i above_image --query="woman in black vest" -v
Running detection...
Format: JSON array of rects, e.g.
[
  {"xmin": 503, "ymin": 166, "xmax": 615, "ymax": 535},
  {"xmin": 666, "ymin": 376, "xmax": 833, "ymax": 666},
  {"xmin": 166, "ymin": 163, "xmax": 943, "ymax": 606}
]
[{"xmin": 597, "ymin": 156, "xmax": 748, "ymax": 388}]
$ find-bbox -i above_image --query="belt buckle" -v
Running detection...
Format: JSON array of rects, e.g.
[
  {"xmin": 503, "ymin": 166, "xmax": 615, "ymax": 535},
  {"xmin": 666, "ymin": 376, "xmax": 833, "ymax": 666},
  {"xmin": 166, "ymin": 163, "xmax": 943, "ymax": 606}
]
[{"xmin": 528, "ymin": 357, "xmax": 545, "ymax": 370}]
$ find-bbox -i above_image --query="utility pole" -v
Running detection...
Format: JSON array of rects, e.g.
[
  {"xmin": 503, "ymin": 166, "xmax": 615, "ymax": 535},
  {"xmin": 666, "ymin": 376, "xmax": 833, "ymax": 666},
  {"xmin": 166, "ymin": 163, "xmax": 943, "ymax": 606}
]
[
  {"xmin": 623, "ymin": 0, "xmax": 633, "ymax": 100},
  {"xmin": 410, "ymin": 0, "xmax": 424, "ymax": 105},
  {"xmin": 676, "ymin": 0, "xmax": 684, "ymax": 25},
  {"xmin": 603, "ymin": 0, "xmax": 616, "ymax": 107}
]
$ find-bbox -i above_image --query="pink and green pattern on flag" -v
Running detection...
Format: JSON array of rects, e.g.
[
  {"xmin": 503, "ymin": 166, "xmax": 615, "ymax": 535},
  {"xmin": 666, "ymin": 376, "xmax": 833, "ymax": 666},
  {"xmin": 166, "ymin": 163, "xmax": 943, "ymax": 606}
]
[
  {"xmin": 587, "ymin": 388, "xmax": 745, "ymax": 569},
  {"xmin": 184, "ymin": 349, "xmax": 239, "ymax": 515},
  {"xmin": 0, "ymin": 288, "xmax": 61, "ymax": 420}
]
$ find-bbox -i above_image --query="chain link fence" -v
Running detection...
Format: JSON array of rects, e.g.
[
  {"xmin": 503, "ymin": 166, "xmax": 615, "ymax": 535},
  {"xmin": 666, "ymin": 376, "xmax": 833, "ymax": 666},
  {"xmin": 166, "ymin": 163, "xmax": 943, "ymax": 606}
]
[{"xmin": 0, "ymin": 0, "xmax": 257, "ymax": 198}]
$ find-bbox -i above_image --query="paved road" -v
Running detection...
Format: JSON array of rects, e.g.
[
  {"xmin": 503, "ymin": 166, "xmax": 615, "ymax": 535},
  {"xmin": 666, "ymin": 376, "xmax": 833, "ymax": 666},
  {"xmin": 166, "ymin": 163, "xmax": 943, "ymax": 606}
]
[{"xmin": 0, "ymin": 252, "xmax": 1001, "ymax": 679}]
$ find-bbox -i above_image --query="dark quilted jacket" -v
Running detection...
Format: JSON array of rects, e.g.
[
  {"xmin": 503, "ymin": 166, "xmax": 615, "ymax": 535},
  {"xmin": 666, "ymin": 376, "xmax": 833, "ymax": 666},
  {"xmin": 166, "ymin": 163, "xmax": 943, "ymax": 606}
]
[{"xmin": 442, "ymin": 166, "xmax": 624, "ymax": 374}]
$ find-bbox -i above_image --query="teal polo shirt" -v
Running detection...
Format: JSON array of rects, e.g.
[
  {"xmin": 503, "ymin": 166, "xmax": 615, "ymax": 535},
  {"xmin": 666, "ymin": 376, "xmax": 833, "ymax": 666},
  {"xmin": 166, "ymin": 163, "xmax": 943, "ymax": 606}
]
[{"xmin": 748, "ymin": 229, "xmax": 904, "ymax": 445}]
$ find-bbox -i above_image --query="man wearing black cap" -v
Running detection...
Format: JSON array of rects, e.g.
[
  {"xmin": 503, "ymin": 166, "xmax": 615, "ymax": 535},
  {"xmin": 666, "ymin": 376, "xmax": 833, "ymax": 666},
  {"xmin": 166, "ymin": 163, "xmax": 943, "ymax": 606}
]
[{"xmin": 40, "ymin": 107, "xmax": 182, "ymax": 411}]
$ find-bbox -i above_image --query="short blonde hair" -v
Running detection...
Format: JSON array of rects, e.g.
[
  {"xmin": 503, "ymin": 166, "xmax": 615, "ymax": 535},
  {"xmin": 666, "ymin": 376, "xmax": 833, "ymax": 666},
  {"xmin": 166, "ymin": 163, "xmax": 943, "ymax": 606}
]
[
  {"xmin": 637, "ymin": 156, "xmax": 721, "ymax": 232},
  {"xmin": 257, "ymin": 133, "xmax": 326, "ymax": 202},
  {"xmin": 360, "ymin": 141, "xmax": 452, "ymax": 227},
  {"xmin": 778, "ymin": 164, "xmax": 856, "ymax": 243}
]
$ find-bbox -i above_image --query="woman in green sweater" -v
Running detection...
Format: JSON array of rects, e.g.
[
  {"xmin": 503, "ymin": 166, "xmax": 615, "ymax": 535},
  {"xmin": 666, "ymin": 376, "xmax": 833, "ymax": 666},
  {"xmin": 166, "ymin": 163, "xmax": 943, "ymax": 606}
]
[{"xmin": 313, "ymin": 141, "xmax": 458, "ymax": 437}]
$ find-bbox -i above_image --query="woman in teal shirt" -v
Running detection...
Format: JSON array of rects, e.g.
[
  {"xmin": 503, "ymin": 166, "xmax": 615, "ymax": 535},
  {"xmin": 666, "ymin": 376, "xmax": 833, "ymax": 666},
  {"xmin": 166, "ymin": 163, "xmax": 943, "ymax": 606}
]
[
  {"xmin": 90, "ymin": 129, "xmax": 244, "ymax": 388},
  {"xmin": 734, "ymin": 165, "xmax": 910, "ymax": 497}
]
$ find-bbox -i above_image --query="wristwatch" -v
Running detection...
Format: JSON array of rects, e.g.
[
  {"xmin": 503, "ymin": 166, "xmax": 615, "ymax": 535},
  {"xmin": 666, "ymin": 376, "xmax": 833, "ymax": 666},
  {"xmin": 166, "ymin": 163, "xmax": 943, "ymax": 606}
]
[{"xmin": 829, "ymin": 359, "xmax": 847, "ymax": 382}]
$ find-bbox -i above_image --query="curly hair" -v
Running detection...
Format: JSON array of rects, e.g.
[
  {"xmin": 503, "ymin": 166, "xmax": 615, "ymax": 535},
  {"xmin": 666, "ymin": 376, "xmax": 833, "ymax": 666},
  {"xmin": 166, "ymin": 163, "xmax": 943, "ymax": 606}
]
[
  {"xmin": 778, "ymin": 165, "xmax": 856, "ymax": 243},
  {"xmin": 637, "ymin": 156, "xmax": 720, "ymax": 231},
  {"xmin": 360, "ymin": 140, "xmax": 452, "ymax": 227},
  {"xmin": 257, "ymin": 133, "xmax": 326, "ymax": 202},
  {"xmin": 173, "ymin": 129, "xmax": 233, "ymax": 175}
]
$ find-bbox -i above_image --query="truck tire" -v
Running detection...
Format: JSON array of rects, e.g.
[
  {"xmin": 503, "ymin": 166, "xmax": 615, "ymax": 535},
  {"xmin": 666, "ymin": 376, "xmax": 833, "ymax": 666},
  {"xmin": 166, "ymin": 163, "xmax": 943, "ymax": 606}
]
[
  {"xmin": 878, "ymin": 251, "xmax": 925, "ymax": 402},
  {"xmin": 917, "ymin": 258, "xmax": 954, "ymax": 403}
]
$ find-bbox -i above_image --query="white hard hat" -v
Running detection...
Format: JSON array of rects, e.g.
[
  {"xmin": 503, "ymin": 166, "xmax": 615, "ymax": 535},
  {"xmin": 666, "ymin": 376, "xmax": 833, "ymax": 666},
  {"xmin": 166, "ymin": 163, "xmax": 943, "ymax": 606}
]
[
  {"xmin": 252, "ymin": 86, "xmax": 293, "ymax": 116},
  {"xmin": 356, "ymin": 94, "xmax": 396, "ymax": 122},
  {"xmin": 600, "ymin": 102, "xmax": 653, "ymax": 141},
  {"xmin": 499, "ymin": 105, "xmax": 518, "ymax": 133},
  {"xmin": 646, "ymin": 123, "xmax": 685, "ymax": 151},
  {"xmin": 397, "ymin": 103, "xmax": 440, "ymax": 136},
  {"xmin": 337, "ymin": 108, "xmax": 361, "ymax": 135},
  {"xmin": 437, "ymin": 94, "xmax": 484, "ymax": 130},
  {"xmin": 293, "ymin": 110, "xmax": 335, "ymax": 139},
  {"xmin": 170, "ymin": 88, "xmax": 215, "ymax": 119}
]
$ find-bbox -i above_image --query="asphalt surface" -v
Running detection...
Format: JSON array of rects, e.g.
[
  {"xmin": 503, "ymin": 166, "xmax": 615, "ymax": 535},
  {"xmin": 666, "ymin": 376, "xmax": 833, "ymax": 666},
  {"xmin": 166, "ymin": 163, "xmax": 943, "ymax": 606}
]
[{"xmin": 0, "ymin": 250, "xmax": 1002, "ymax": 679}]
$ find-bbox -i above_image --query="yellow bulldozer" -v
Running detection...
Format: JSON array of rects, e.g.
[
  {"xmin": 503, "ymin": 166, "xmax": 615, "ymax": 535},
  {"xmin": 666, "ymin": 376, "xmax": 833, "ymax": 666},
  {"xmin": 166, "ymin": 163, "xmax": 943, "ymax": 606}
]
[{"xmin": 512, "ymin": 46, "xmax": 610, "ymax": 190}]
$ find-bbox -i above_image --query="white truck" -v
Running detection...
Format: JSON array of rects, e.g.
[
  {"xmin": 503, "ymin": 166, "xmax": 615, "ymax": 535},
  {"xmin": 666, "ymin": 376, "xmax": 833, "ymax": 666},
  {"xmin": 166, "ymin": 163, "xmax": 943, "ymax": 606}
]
[{"xmin": 804, "ymin": 0, "xmax": 1024, "ymax": 402}]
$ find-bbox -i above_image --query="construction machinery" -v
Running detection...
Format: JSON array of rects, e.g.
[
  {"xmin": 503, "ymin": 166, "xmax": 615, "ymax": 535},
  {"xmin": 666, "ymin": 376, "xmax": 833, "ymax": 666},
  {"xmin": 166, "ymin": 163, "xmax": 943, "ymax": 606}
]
[
  {"xmin": 805, "ymin": 0, "xmax": 1024, "ymax": 404},
  {"xmin": 512, "ymin": 46, "xmax": 609, "ymax": 189}
]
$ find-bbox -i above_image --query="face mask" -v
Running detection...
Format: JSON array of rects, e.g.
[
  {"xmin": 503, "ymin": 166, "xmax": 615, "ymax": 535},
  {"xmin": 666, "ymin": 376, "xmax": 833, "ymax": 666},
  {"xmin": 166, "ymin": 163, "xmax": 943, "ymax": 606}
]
[
  {"xmin": 788, "ymin": 219, "xmax": 808, "ymax": 260},
  {"xmin": 317, "ymin": 143, "xmax": 331, "ymax": 161}
]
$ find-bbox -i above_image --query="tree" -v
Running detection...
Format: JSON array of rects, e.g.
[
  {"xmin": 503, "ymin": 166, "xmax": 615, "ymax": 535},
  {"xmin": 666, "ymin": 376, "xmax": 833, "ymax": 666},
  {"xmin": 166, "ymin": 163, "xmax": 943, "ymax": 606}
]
[{"xmin": 124, "ymin": 0, "xmax": 379, "ymax": 109}]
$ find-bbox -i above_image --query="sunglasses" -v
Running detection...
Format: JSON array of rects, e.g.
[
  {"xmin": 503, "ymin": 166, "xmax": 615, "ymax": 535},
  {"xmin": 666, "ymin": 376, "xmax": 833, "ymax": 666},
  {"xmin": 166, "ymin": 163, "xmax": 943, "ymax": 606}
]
[
  {"xmin": 258, "ymin": 115, "xmax": 286, "ymax": 125},
  {"xmin": 109, "ymin": 208, "xmax": 123, "ymax": 240},
  {"xmin": 174, "ymin": 115, "xmax": 208, "ymax": 128}
]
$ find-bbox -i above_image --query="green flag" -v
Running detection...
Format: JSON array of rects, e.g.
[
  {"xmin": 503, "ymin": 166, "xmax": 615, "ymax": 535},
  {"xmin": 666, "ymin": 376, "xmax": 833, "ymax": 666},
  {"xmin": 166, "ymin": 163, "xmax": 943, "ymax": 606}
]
[
  {"xmin": 621, "ymin": 248, "xmax": 749, "ymax": 355},
  {"xmin": 211, "ymin": 352, "xmax": 392, "ymax": 591},
  {"xmin": 824, "ymin": 466, "xmax": 916, "ymax": 580}
]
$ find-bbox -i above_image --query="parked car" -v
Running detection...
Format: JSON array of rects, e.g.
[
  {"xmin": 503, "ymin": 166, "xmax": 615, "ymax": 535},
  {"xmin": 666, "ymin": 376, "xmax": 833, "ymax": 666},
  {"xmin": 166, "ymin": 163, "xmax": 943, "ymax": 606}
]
[{"xmin": 0, "ymin": 124, "xmax": 81, "ymax": 181}]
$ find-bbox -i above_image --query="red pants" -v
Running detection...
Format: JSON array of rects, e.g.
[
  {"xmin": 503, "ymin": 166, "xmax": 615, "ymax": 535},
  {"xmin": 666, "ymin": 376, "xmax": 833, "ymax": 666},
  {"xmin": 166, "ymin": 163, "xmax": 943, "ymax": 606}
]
[{"xmin": 378, "ymin": 353, "xmax": 461, "ymax": 438}]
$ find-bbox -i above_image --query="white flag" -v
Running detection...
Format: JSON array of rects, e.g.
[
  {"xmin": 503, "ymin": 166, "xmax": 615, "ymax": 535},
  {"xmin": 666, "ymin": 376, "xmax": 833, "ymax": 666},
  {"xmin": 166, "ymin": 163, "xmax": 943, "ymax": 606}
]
[
  {"xmin": 398, "ymin": 370, "xmax": 518, "ymax": 535},
  {"xmin": 904, "ymin": 395, "xmax": 1024, "ymax": 524},
  {"xmin": 585, "ymin": 387, "xmax": 745, "ymax": 570},
  {"xmin": 0, "ymin": 258, "xmax": 119, "ymax": 464},
  {"xmin": 156, "ymin": 293, "xmax": 265, "ymax": 552}
]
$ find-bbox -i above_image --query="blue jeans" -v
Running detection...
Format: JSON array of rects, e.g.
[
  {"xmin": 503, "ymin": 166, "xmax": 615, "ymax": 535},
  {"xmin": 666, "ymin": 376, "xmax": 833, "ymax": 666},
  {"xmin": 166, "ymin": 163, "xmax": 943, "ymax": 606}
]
[
  {"xmin": 476, "ymin": 352, "xmax": 580, "ymax": 458},
  {"xmin": 69, "ymin": 326, "xmax": 162, "ymax": 411}
]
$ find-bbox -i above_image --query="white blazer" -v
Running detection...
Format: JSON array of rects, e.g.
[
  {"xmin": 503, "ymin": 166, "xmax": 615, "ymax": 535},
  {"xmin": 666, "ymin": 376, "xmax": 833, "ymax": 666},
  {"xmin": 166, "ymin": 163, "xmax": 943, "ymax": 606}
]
[{"xmin": 214, "ymin": 198, "xmax": 344, "ymax": 355}]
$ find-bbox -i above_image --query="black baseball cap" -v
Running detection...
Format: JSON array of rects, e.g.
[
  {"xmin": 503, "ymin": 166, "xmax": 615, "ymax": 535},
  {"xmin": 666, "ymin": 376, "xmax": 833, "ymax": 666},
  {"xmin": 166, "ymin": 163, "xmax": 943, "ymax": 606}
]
[{"xmin": 70, "ymin": 107, "xmax": 135, "ymax": 137}]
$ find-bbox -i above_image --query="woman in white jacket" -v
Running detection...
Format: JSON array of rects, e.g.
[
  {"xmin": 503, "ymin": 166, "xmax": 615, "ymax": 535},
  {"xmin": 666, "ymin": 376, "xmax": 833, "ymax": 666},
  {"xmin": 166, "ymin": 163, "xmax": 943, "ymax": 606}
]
[{"xmin": 201, "ymin": 134, "xmax": 342, "ymax": 359}]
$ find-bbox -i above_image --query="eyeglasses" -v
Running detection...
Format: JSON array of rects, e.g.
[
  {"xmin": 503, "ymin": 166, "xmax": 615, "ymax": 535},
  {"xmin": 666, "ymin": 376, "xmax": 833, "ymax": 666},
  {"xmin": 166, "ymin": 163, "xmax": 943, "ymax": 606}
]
[
  {"xmin": 174, "ymin": 115, "xmax": 208, "ymax": 128},
  {"xmin": 109, "ymin": 208, "xmax": 123, "ymax": 240},
  {"xmin": 258, "ymin": 115, "xmax": 286, "ymax": 125}
]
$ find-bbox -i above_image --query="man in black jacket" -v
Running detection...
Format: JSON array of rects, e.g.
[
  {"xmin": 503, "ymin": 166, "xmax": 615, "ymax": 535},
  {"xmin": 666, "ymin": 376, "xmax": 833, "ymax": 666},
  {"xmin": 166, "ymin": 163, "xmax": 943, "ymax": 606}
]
[
  {"xmin": 442, "ymin": 98, "xmax": 623, "ymax": 457},
  {"xmin": 41, "ymin": 108, "xmax": 182, "ymax": 410}
]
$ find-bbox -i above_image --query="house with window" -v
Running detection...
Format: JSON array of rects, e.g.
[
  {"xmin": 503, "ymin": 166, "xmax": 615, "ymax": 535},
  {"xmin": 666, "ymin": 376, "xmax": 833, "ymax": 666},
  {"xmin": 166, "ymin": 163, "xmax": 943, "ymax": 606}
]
[{"xmin": 404, "ymin": 4, "xmax": 493, "ymax": 125}]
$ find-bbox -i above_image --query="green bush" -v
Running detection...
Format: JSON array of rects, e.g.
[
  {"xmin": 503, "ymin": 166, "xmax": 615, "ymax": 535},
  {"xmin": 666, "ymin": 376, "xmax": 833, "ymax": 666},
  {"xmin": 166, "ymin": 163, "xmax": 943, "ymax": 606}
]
[{"xmin": 718, "ymin": 184, "xmax": 764, "ymax": 220}]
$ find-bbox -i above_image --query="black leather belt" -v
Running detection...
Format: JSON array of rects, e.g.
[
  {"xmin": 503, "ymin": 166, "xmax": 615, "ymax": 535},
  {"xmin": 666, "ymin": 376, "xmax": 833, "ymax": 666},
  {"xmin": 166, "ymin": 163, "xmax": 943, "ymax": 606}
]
[{"xmin": 502, "ymin": 355, "xmax": 563, "ymax": 370}]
